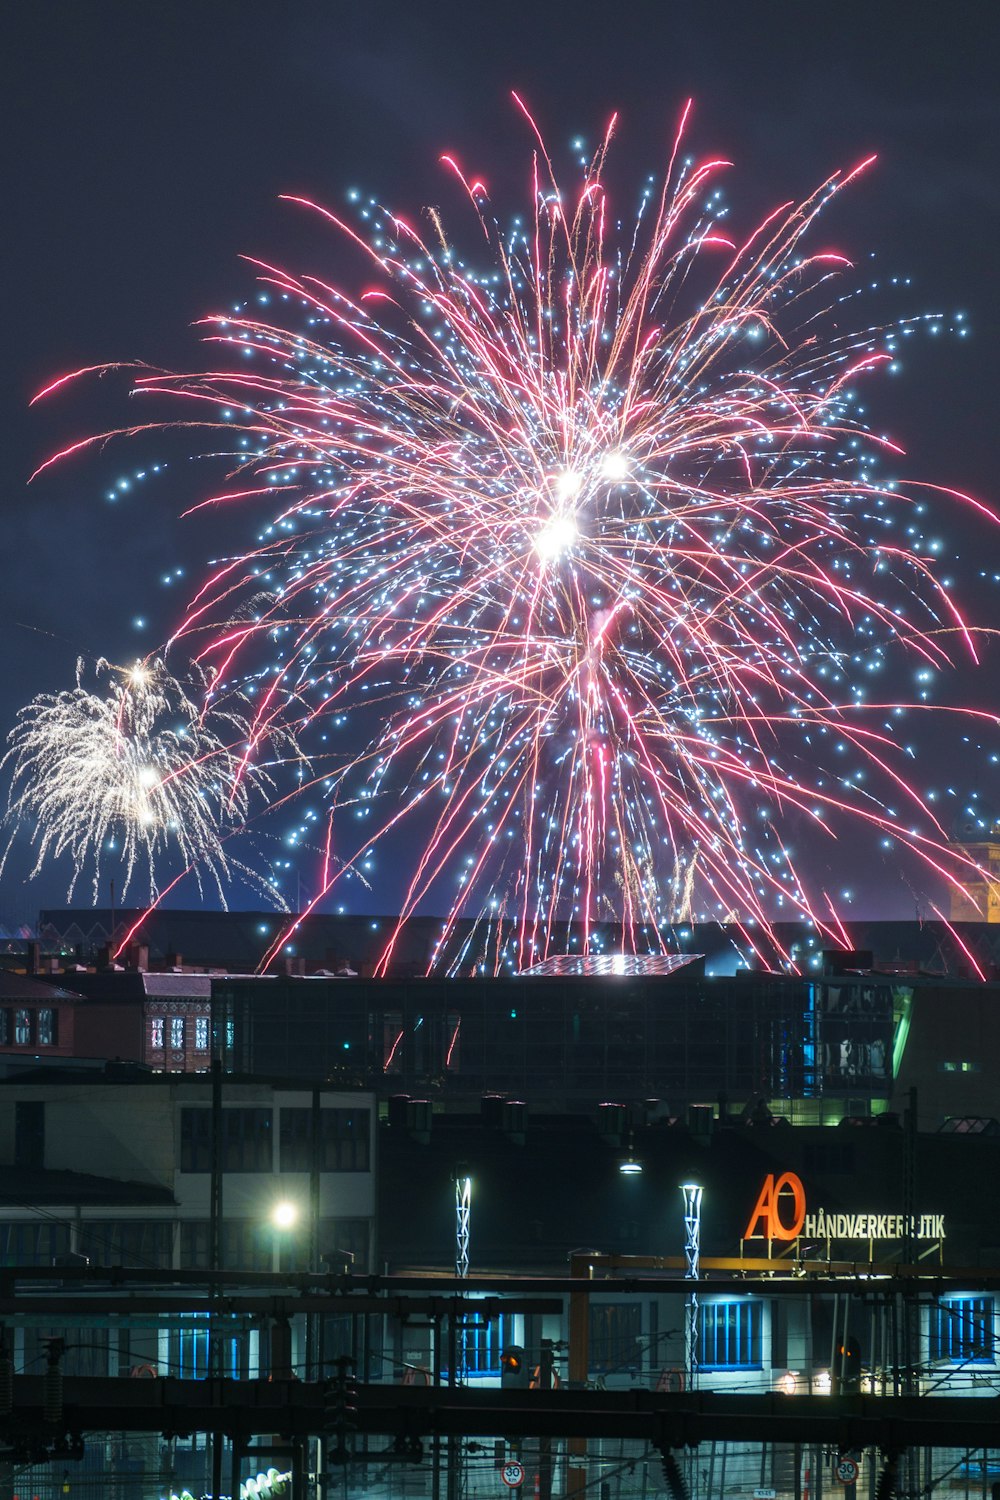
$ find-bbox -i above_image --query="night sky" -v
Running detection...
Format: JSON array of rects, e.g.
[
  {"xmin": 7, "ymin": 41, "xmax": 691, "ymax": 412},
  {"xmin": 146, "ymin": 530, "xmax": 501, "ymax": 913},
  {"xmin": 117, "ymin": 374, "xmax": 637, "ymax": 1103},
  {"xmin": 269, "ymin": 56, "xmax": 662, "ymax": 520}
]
[{"xmin": 4, "ymin": 0, "xmax": 1000, "ymax": 926}]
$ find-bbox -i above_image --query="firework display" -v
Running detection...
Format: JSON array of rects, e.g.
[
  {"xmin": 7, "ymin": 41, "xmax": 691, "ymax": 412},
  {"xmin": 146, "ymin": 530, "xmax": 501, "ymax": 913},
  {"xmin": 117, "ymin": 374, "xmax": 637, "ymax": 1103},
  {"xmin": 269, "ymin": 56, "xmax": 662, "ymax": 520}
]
[
  {"xmin": 31, "ymin": 100, "xmax": 995, "ymax": 969},
  {"xmin": 1, "ymin": 657, "xmax": 288, "ymax": 907}
]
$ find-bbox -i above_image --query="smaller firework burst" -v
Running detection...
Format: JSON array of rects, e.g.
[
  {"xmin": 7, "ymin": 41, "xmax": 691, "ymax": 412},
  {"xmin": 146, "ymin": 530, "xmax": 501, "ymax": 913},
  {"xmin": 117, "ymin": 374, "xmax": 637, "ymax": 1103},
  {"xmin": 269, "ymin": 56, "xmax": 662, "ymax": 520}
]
[{"xmin": 1, "ymin": 656, "xmax": 292, "ymax": 905}]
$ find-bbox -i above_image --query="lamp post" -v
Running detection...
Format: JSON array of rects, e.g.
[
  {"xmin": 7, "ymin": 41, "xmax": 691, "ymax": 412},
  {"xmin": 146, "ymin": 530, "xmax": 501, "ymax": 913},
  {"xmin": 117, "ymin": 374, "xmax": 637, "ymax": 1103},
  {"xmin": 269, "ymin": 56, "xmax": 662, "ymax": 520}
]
[
  {"xmin": 454, "ymin": 1170, "xmax": 471, "ymax": 1279},
  {"xmin": 681, "ymin": 1183, "xmax": 703, "ymax": 1391}
]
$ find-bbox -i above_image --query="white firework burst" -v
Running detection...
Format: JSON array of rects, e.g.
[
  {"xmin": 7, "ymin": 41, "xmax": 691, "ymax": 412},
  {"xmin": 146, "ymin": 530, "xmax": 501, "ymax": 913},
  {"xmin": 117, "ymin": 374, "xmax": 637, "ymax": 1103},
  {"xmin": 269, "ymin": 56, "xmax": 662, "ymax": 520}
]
[{"xmin": 2, "ymin": 657, "xmax": 293, "ymax": 905}]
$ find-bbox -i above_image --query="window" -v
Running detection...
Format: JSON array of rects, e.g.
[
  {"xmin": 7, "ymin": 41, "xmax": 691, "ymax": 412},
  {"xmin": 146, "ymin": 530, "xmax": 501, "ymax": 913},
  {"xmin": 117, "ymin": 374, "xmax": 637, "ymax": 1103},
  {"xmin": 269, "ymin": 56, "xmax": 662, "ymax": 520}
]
[
  {"xmin": 589, "ymin": 1302, "xmax": 643, "ymax": 1376},
  {"xmin": 280, "ymin": 1108, "xmax": 371, "ymax": 1172},
  {"xmin": 180, "ymin": 1108, "xmax": 273, "ymax": 1173},
  {"xmin": 0, "ymin": 1010, "xmax": 8, "ymax": 1045},
  {"xmin": 383, "ymin": 1012, "xmax": 404, "ymax": 1073},
  {"xmin": 0, "ymin": 1219, "xmax": 69, "ymax": 1266},
  {"xmin": 177, "ymin": 1312, "xmax": 211, "ymax": 1378},
  {"xmin": 194, "ymin": 1017, "xmax": 209, "ymax": 1051},
  {"xmin": 170, "ymin": 1017, "xmax": 185, "ymax": 1051},
  {"xmin": 180, "ymin": 1109, "xmax": 212, "ymax": 1172},
  {"xmin": 14, "ymin": 1010, "xmax": 33, "ymax": 1046},
  {"xmin": 150, "ymin": 1017, "xmax": 165, "ymax": 1051},
  {"xmin": 929, "ymin": 1297, "xmax": 994, "ymax": 1363},
  {"xmin": 36, "ymin": 1009, "xmax": 57, "ymax": 1047},
  {"xmin": 221, "ymin": 1108, "xmax": 273, "ymax": 1171},
  {"xmin": 78, "ymin": 1220, "xmax": 173, "ymax": 1270},
  {"xmin": 462, "ymin": 1313, "xmax": 516, "ymax": 1376},
  {"xmin": 175, "ymin": 1311, "xmax": 246, "ymax": 1377},
  {"xmin": 699, "ymin": 1301, "xmax": 763, "ymax": 1370}
]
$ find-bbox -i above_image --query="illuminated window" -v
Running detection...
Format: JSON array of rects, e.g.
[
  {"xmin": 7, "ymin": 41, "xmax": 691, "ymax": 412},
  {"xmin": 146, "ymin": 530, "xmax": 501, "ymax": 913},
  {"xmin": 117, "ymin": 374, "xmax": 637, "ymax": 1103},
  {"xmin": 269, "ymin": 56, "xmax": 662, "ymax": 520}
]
[
  {"xmin": 14, "ymin": 1009, "xmax": 32, "ymax": 1046},
  {"xmin": 194, "ymin": 1017, "xmax": 209, "ymax": 1051},
  {"xmin": 150, "ymin": 1017, "xmax": 164, "ymax": 1050},
  {"xmin": 929, "ymin": 1297, "xmax": 994, "ymax": 1363},
  {"xmin": 699, "ymin": 1301, "xmax": 763, "ymax": 1370},
  {"xmin": 170, "ymin": 1017, "xmax": 185, "ymax": 1051},
  {"xmin": 36, "ymin": 1009, "xmax": 57, "ymax": 1047}
]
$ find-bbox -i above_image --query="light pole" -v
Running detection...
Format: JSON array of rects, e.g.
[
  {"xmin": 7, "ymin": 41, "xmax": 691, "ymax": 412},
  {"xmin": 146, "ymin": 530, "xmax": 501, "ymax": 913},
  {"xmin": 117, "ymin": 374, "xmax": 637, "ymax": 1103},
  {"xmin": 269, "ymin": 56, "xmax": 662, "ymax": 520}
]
[
  {"xmin": 681, "ymin": 1183, "xmax": 703, "ymax": 1391},
  {"xmin": 454, "ymin": 1171, "xmax": 471, "ymax": 1279},
  {"xmin": 451, "ymin": 1169, "xmax": 472, "ymax": 1500}
]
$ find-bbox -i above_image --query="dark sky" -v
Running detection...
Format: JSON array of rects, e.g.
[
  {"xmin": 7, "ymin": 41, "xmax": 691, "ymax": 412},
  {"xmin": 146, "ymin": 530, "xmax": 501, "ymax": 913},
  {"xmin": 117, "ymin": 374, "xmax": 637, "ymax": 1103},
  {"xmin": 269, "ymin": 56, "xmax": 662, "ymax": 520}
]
[{"xmin": 4, "ymin": 0, "xmax": 1000, "ymax": 924}]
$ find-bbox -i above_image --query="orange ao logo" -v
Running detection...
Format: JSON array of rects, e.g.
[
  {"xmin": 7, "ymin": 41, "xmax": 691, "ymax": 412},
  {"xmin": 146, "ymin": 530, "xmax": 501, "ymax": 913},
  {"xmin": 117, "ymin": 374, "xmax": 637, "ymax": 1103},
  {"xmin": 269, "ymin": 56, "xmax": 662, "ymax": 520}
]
[{"xmin": 743, "ymin": 1172, "xmax": 806, "ymax": 1240}]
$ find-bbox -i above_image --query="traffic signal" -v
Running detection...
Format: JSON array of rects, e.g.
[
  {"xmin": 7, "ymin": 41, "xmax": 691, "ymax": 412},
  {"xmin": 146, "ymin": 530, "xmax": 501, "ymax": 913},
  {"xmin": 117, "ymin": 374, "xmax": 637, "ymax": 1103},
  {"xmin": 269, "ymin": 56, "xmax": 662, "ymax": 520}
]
[
  {"xmin": 500, "ymin": 1345, "xmax": 529, "ymax": 1389},
  {"xmin": 835, "ymin": 1336, "xmax": 862, "ymax": 1395}
]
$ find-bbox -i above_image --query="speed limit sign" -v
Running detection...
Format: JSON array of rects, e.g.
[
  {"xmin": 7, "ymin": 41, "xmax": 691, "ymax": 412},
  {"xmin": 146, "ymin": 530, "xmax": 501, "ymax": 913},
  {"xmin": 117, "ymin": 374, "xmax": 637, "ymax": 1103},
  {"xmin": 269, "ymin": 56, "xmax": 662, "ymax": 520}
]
[
  {"xmin": 501, "ymin": 1462, "xmax": 525, "ymax": 1488},
  {"xmin": 835, "ymin": 1458, "xmax": 860, "ymax": 1485}
]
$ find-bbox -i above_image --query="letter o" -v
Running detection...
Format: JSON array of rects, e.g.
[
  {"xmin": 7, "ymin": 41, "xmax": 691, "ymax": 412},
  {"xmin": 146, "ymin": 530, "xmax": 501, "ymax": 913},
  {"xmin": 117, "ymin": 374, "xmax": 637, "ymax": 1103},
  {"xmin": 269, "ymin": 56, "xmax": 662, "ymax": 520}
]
[{"xmin": 770, "ymin": 1171, "xmax": 806, "ymax": 1240}]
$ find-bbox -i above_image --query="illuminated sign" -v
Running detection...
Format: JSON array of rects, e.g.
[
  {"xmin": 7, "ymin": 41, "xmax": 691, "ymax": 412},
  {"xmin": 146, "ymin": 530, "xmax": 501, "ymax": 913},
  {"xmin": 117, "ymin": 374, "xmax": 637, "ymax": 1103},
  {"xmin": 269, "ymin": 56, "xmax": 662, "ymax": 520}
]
[
  {"xmin": 744, "ymin": 1172, "xmax": 806, "ymax": 1240},
  {"xmin": 744, "ymin": 1173, "xmax": 945, "ymax": 1242}
]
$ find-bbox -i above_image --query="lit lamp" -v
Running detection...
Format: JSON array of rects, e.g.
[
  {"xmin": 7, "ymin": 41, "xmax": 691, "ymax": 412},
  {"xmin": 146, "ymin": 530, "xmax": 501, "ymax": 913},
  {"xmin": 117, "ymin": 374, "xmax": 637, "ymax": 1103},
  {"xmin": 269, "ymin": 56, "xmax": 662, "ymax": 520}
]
[
  {"xmin": 680, "ymin": 1182, "xmax": 703, "ymax": 1390},
  {"xmin": 270, "ymin": 1200, "xmax": 300, "ymax": 1232},
  {"xmin": 619, "ymin": 1130, "xmax": 642, "ymax": 1175},
  {"xmin": 454, "ymin": 1167, "xmax": 471, "ymax": 1278}
]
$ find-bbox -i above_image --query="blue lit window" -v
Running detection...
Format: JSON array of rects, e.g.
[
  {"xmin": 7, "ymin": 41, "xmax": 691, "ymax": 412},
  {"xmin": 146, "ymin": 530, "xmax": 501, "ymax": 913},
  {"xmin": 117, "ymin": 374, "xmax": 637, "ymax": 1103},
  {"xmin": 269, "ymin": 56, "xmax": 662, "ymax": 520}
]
[
  {"xmin": 177, "ymin": 1313, "xmax": 243, "ymax": 1378},
  {"xmin": 929, "ymin": 1297, "xmax": 994, "ymax": 1363},
  {"xmin": 449, "ymin": 1314, "xmax": 515, "ymax": 1378},
  {"xmin": 699, "ymin": 1301, "xmax": 763, "ymax": 1370}
]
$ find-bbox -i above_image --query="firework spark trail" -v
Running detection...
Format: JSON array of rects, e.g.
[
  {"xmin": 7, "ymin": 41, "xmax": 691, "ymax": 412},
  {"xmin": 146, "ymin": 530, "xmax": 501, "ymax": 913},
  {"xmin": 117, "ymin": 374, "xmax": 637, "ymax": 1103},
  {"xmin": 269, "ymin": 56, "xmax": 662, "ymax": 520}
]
[
  {"xmin": 34, "ymin": 98, "xmax": 1000, "ymax": 970},
  {"xmin": 1, "ymin": 657, "xmax": 292, "ymax": 908}
]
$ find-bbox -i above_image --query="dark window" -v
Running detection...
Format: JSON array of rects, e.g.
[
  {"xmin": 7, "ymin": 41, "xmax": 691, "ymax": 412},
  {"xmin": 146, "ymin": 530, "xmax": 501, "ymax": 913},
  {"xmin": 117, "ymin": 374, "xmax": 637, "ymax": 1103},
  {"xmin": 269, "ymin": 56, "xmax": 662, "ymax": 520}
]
[
  {"xmin": 222, "ymin": 1108, "xmax": 273, "ymax": 1171},
  {"xmin": 61, "ymin": 1326, "xmax": 109, "ymax": 1377},
  {"xmin": 14, "ymin": 1009, "xmax": 33, "ymax": 1046},
  {"xmin": 36, "ymin": 1009, "xmax": 57, "ymax": 1047},
  {"xmin": 0, "ymin": 1219, "xmax": 69, "ymax": 1266},
  {"xmin": 699, "ymin": 1301, "xmax": 763, "ymax": 1370},
  {"xmin": 322, "ymin": 1216, "xmax": 370, "ymax": 1274},
  {"xmin": 179, "ymin": 1221, "xmax": 211, "ymax": 1269},
  {"xmin": 180, "ymin": 1107, "xmax": 273, "ymax": 1173},
  {"xmin": 0, "ymin": 1010, "xmax": 10, "ymax": 1045},
  {"xmin": 180, "ymin": 1109, "xmax": 213, "ymax": 1172},
  {"xmin": 930, "ymin": 1297, "xmax": 994, "ymax": 1363},
  {"xmin": 383, "ymin": 1012, "xmax": 404, "ymax": 1073},
  {"xmin": 179, "ymin": 1219, "xmax": 274, "ymax": 1276},
  {"xmin": 14, "ymin": 1101, "xmax": 44, "ymax": 1169},
  {"xmin": 280, "ymin": 1108, "xmax": 371, "ymax": 1172},
  {"xmin": 589, "ymin": 1302, "xmax": 643, "ymax": 1376},
  {"xmin": 78, "ymin": 1219, "xmax": 173, "ymax": 1270}
]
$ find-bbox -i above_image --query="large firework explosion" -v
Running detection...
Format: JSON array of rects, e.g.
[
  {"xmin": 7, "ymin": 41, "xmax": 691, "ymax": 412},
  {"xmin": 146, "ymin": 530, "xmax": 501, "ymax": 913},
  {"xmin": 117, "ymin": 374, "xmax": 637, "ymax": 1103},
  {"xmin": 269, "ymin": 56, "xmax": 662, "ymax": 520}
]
[
  {"xmin": 1, "ymin": 657, "xmax": 290, "ymax": 908},
  {"xmin": 35, "ymin": 100, "xmax": 996, "ymax": 970}
]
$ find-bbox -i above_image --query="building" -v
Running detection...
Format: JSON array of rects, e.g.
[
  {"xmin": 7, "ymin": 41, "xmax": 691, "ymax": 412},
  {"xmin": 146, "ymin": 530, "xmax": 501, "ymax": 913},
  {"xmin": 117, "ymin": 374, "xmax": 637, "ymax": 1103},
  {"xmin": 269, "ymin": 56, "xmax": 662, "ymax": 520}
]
[
  {"xmin": 0, "ymin": 1067, "xmax": 377, "ymax": 1274},
  {"xmin": 37, "ymin": 907, "xmax": 1000, "ymax": 978},
  {"xmin": 0, "ymin": 968, "xmax": 216, "ymax": 1072}
]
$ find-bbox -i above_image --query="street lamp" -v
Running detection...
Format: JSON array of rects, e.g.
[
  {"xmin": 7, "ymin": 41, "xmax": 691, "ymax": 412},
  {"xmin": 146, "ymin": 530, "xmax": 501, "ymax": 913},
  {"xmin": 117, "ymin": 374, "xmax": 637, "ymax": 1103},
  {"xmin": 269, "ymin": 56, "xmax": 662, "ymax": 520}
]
[
  {"xmin": 454, "ymin": 1168, "xmax": 471, "ymax": 1278},
  {"xmin": 680, "ymin": 1182, "xmax": 703, "ymax": 1391},
  {"xmin": 270, "ymin": 1200, "xmax": 300, "ymax": 1232},
  {"xmin": 618, "ymin": 1129, "xmax": 642, "ymax": 1174}
]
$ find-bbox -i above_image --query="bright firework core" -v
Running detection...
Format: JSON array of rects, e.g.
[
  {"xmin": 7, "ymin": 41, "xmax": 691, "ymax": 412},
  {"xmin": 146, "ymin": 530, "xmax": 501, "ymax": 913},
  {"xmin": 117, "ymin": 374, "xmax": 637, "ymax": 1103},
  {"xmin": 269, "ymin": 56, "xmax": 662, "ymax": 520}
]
[
  {"xmin": 36, "ymin": 98, "xmax": 997, "ymax": 973},
  {"xmin": 534, "ymin": 509, "xmax": 579, "ymax": 560}
]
